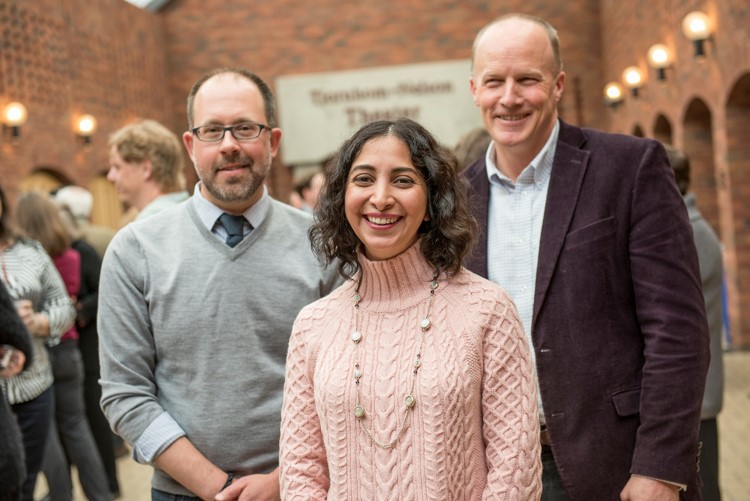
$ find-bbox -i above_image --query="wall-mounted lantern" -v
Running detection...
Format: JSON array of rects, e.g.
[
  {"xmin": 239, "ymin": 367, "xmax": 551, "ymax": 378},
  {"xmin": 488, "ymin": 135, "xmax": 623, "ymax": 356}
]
[
  {"xmin": 604, "ymin": 82, "xmax": 625, "ymax": 108},
  {"xmin": 622, "ymin": 66, "xmax": 644, "ymax": 97},
  {"xmin": 75, "ymin": 114, "xmax": 98, "ymax": 144},
  {"xmin": 682, "ymin": 11, "xmax": 713, "ymax": 57},
  {"xmin": 2, "ymin": 101, "xmax": 28, "ymax": 139},
  {"xmin": 647, "ymin": 44, "xmax": 672, "ymax": 81}
]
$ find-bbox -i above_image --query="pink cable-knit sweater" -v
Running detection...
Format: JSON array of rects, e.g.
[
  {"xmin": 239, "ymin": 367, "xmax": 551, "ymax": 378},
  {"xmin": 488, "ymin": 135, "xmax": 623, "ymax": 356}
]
[{"xmin": 280, "ymin": 243, "xmax": 541, "ymax": 500}]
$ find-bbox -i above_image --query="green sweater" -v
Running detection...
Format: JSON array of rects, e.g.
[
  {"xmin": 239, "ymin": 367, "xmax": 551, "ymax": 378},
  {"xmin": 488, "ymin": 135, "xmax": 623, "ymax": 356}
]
[{"xmin": 98, "ymin": 197, "xmax": 340, "ymax": 496}]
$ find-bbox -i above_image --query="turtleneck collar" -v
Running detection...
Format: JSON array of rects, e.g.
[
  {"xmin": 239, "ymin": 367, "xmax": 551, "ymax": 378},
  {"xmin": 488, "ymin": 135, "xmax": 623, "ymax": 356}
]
[{"xmin": 354, "ymin": 240, "xmax": 438, "ymax": 313}]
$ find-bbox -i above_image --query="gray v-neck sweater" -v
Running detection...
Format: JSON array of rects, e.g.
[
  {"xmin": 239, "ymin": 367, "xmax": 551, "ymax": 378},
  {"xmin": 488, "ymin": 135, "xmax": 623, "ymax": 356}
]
[{"xmin": 98, "ymin": 198, "xmax": 340, "ymax": 495}]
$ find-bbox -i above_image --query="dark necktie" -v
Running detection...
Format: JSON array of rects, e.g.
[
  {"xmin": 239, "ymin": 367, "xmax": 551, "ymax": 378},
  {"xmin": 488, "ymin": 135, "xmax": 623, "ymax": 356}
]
[{"xmin": 218, "ymin": 213, "xmax": 247, "ymax": 248}]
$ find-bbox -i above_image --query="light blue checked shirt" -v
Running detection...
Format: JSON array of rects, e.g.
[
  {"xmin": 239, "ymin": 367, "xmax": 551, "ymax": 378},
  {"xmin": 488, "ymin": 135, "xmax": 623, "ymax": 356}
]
[{"xmin": 484, "ymin": 120, "xmax": 559, "ymax": 422}]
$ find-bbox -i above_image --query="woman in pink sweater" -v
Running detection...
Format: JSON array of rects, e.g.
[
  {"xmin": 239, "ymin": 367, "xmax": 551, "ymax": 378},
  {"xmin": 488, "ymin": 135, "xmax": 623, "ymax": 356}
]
[{"xmin": 277, "ymin": 118, "xmax": 541, "ymax": 500}]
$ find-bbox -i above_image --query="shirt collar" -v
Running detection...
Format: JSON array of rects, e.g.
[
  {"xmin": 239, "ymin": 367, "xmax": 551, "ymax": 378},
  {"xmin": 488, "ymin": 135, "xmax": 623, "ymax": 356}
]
[
  {"xmin": 191, "ymin": 182, "xmax": 270, "ymax": 232},
  {"xmin": 485, "ymin": 119, "xmax": 560, "ymax": 187}
]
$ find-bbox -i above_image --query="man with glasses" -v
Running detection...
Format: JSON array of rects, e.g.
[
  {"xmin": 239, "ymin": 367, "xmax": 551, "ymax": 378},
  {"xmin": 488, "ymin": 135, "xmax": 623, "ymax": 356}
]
[
  {"xmin": 98, "ymin": 68, "xmax": 341, "ymax": 500},
  {"xmin": 108, "ymin": 119, "xmax": 190, "ymax": 221}
]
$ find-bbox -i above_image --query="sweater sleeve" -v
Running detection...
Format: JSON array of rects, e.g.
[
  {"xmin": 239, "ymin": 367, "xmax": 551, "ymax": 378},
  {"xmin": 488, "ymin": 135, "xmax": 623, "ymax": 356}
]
[
  {"xmin": 0, "ymin": 281, "xmax": 33, "ymax": 365},
  {"xmin": 481, "ymin": 296, "xmax": 542, "ymax": 500},
  {"xmin": 52, "ymin": 248, "xmax": 81, "ymax": 298},
  {"xmin": 37, "ymin": 244, "xmax": 76, "ymax": 341},
  {"xmin": 98, "ymin": 228, "xmax": 185, "ymax": 463},
  {"xmin": 280, "ymin": 311, "xmax": 330, "ymax": 499}
]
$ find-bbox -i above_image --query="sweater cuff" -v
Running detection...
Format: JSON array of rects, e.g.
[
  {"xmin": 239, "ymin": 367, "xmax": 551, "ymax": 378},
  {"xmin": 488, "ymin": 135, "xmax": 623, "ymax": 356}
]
[{"xmin": 132, "ymin": 411, "xmax": 186, "ymax": 464}]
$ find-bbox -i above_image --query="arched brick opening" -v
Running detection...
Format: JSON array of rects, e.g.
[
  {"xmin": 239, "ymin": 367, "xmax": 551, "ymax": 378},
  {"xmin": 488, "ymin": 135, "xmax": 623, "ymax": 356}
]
[
  {"xmin": 19, "ymin": 167, "xmax": 72, "ymax": 194},
  {"xmin": 725, "ymin": 73, "xmax": 750, "ymax": 347},
  {"xmin": 632, "ymin": 125, "xmax": 644, "ymax": 137},
  {"xmin": 682, "ymin": 99, "xmax": 719, "ymax": 234},
  {"xmin": 652, "ymin": 114, "xmax": 672, "ymax": 144},
  {"xmin": 88, "ymin": 175, "xmax": 123, "ymax": 230}
]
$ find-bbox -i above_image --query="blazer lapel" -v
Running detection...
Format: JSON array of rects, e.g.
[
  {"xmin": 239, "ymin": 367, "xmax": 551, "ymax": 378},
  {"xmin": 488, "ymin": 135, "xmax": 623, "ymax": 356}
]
[
  {"xmin": 533, "ymin": 123, "xmax": 590, "ymax": 328},
  {"xmin": 463, "ymin": 158, "xmax": 490, "ymax": 278}
]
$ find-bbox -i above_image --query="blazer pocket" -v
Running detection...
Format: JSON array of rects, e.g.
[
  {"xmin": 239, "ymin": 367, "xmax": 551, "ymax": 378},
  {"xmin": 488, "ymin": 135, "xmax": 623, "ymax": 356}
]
[
  {"xmin": 611, "ymin": 387, "xmax": 641, "ymax": 417},
  {"xmin": 564, "ymin": 216, "xmax": 616, "ymax": 249}
]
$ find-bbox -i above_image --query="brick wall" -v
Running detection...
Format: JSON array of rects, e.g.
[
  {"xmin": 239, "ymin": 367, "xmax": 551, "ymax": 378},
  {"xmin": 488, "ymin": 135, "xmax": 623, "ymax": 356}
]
[
  {"xmin": 0, "ymin": 0, "xmax": 172, "ymax": 202},
  {"xmin": 1, "ymin": 0, "xmax": 748, "ymax": 345},
  {"xmin": 160, "ymin": 0, "xmax": 606, "ymax": 139},
  {"xmin": 600, "ymin": 0, "xmax": 750, "ymax": 346}
]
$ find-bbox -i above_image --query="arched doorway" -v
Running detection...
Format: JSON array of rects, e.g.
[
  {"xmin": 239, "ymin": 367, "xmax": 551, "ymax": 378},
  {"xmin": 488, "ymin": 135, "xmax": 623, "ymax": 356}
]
[
  {"xmin": 682, "ymin": 98, "xmax": 719, "ymax": 234},
  {"xmin": 632, "ymin": 125, "xmax": 644, "ymax": 137},
  {"xmin": 88, "ymin": 175, "xmax": 123, "ymax": 230},
  {"xmin": 653, "ymin": 114, "xmax": 672, "ymax": 144},
  {"xmin": 19, "ymin": 167, "xmax": 72, "ymax": 194},
  {"xmin": 19, "ymin": 168, "xmax": 123, "ymax": 231},
  {"xmin": 725, "ymin": 73, "xmax": 750, "ymax": 347}
]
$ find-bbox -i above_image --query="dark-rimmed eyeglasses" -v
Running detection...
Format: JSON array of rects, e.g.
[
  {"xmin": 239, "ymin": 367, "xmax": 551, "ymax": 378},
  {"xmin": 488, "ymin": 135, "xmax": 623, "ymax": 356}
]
[{"xmin": 191, "ymin": 122, "xmax": 271, "ymax": 142}]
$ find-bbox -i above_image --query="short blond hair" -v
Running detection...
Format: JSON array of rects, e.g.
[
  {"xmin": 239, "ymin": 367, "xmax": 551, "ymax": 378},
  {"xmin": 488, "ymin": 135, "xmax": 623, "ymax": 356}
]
[{"xmin": 109, "ymin": 119, "xmax": 185, "ymax": 192}]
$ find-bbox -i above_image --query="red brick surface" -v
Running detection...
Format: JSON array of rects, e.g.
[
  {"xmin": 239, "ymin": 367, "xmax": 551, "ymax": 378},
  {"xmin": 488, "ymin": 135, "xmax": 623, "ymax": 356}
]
[{"xmin": 1, "ymin": 0, "xmax": 749, "ymax": 344}]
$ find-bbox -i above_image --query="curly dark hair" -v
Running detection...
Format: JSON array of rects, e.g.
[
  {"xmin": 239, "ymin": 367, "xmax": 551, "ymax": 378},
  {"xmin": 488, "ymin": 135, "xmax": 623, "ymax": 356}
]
[{"xmin": 310, "ymin": 118, "xmax": 477, "ymax": 280}]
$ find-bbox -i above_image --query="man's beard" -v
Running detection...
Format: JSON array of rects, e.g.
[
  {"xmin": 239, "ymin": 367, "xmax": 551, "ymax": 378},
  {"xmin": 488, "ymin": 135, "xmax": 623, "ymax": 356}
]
[{"xmin": 202, "ymin": 154, "xmax": 270, "ymax": 203}]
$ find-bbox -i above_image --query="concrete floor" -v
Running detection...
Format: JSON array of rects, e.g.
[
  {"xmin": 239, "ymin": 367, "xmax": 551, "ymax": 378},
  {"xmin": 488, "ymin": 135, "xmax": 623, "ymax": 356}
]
[{"xmin": 41, "ymin": 350, "xmax": 750, "ymax": 500}]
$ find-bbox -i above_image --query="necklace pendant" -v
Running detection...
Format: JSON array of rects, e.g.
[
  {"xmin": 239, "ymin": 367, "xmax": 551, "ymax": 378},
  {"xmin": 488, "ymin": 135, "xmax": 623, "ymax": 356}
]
[
  {"xmin": 404, "ymin": 395, "xmax": 416, "ymax": 408},
  {"xmin": 354, "ymin": 369, "xmax": 362, "ymax": 380},
  {"xmin": 351, "ymin": 330, "xmax": 362, "ymax": 343},
  {"xmin": 354, "ymin": 405, "xmax": 365, "ymax": 419},
  {"xmin": 420, "ymin": 317, "xmax": 431, "ymax": 330}
]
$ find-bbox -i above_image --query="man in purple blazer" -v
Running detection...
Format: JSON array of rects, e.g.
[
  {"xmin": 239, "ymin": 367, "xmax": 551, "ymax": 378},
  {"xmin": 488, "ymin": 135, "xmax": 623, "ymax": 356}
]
[{"xmin": 463, "ymin": 14, "xmax": 710, "ymax": 501}]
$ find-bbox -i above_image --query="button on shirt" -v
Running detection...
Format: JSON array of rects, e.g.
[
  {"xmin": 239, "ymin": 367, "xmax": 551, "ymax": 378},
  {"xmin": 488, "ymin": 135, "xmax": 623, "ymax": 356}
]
[{"xmin": 485, "ymin": 120, "xmax": 559, "ymax": 422}]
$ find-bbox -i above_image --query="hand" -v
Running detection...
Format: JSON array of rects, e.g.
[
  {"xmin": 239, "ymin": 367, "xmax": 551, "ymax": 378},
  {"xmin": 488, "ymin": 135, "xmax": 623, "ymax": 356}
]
[
  {"xmin": 14, "ymin": 299, "xmax": 34, "ymax": 325},
  {"xmin": 620, "ymin": 476, "xmax": 679, "ymax": 501},
  {"xmin": 215, "ymin": 469, "xmax": 280, "ymax": 501},
  {"xmin": 0, "ymin": 347, "xmax": 26, "ymax": 378},
  {"xmin": 14, "ymin": 300, "xmax": 47, "ymax": 336}
]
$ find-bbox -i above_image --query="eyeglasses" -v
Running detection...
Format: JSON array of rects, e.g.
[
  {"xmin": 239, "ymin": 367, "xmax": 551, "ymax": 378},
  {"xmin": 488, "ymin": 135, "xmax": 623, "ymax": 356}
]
[{"xmin": 191, "ymin": 122, "xmax": 271, "ymax": 142}]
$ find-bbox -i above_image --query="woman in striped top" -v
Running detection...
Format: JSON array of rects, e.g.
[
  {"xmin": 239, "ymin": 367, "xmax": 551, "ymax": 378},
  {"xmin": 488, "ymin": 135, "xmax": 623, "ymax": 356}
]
[
  {"xmin": 16, "ymin": 192, "xmax": 111, "ymax": 501},
  {"xmin": 0, "ymin": 184, "xmax": 75, "ymax": 501}
]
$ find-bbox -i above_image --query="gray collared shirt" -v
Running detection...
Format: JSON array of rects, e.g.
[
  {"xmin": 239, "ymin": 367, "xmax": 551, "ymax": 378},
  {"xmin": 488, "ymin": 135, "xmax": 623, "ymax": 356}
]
[{"xmin": 191, "ymin": 182, "xmax": 270, "ymax": 243}]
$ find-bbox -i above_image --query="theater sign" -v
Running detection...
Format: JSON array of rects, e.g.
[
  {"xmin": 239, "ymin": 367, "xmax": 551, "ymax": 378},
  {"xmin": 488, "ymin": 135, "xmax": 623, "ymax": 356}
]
[{"xmin": 276, "ymin": 60, "xmax": 482, "ymax": 166}]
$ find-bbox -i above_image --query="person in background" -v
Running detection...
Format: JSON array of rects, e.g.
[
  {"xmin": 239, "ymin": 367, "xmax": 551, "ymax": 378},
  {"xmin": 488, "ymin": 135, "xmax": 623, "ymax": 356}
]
[
  {"xmin": 56, "ymin": 203, "xmax": 121, "ymax": 498},
  {"xmin": 270, "ymin": 118, "xmax": 541, "ymax": 500},
  {"xmin": 98, "ymin": 67, "xmax": 341, "ymax": 501},
  {"xmin": 293, "ymin": 170, "xmax": 325, "ymax": 213},
  {"xmin": 15, "ymin": 192, "xmax": 110, "ymax": 501},
  {"xmin": 107, "ymin": 119, "xmax": 189, "ymax": 221},
  {"xmin": 463, "ymin": 13, "xmax": 709, "ymax": 500},
  {"xmin": 54, "ymin": 185, "xmax": 115, "ymax": 258},
  {"xmin": 665, "ymin": 144, "xmax": 725, "ymax": 501},
  {"xmin": 453, "ymin": 127, "xmax": 491, "ymax": 172},
  {"xmin": 1, "ymin": 281, "xmax": 34, "ymax": 501},
  {"xmin": 0, "ymin": 184, "xmax": 75, "ymax": 501}
]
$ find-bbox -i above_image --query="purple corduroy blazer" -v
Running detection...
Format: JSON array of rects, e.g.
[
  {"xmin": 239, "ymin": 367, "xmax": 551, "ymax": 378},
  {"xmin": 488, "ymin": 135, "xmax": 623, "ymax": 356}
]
[{"xmin": 462, "ymin": 120, "xmax": 710, "ymax": 500}]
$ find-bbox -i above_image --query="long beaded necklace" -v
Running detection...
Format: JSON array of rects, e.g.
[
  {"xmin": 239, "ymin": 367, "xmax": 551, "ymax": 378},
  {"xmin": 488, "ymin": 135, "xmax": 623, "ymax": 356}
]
[{"xmin": 351, "ymin": 277, "xmax": 439, "ymax": 449}]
